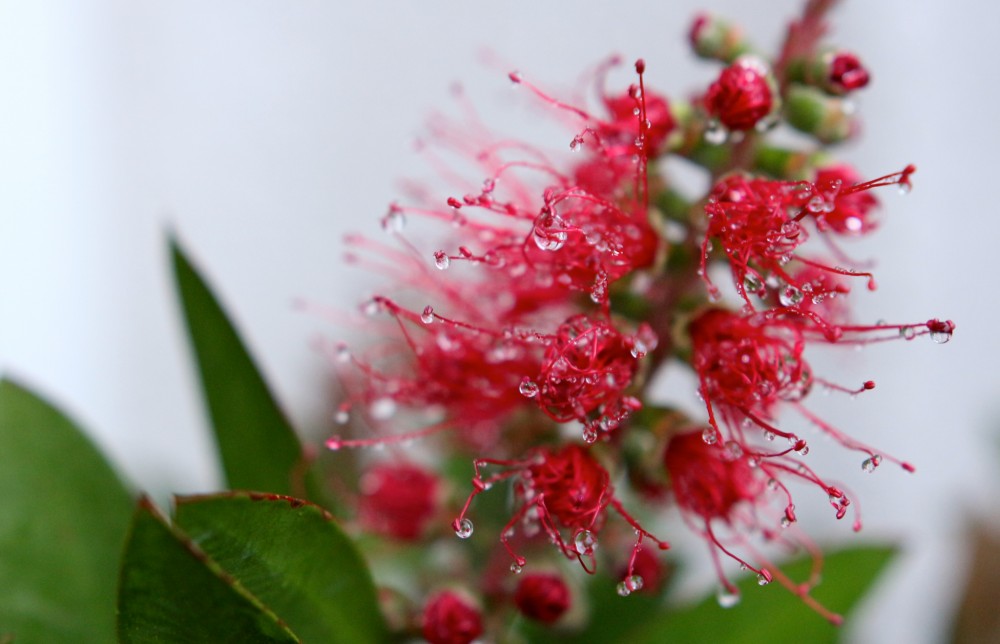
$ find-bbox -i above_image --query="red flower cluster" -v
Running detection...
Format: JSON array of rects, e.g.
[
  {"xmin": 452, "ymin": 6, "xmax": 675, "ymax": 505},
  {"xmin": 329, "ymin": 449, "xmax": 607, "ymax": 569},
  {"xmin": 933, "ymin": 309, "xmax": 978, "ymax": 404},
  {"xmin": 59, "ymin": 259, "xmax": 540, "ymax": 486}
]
[{"xmin": 325, "ymin": 3, "xmax": 953, "ymax": 637}]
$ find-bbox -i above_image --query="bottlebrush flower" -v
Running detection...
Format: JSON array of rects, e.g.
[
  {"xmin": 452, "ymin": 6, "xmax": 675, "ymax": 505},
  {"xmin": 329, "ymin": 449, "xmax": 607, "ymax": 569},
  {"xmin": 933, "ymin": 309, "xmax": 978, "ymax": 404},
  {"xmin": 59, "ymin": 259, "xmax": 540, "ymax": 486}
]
[
  {"xmin": 514, "ymin": 573, "xmax": 571, "ymax": 624},
  {"xmin": 663, "ymin": 429, "xmax": 845, "ymax": 623},
  {"xmin": 452, "ymin": 444, "xmax": 668, "ymax": 582},
  {"xmin": 422, "ymin": 591, "xmax": 483, "ymax": 644},
  {"xmin": 700, "ymin": 165, "xmax": 915, "ymax": 314},
  {"xmin": 358, "ymin": 461, "xmax": 439, "ymax": 541}
]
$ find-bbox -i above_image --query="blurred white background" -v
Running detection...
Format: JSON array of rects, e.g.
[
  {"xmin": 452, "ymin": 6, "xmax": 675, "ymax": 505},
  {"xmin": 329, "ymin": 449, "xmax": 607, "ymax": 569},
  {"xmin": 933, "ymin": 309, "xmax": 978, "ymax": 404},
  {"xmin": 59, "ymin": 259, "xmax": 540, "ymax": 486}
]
[{"xmin": 0, "ymin": 1, "xmax": 996, "ymax": 641}]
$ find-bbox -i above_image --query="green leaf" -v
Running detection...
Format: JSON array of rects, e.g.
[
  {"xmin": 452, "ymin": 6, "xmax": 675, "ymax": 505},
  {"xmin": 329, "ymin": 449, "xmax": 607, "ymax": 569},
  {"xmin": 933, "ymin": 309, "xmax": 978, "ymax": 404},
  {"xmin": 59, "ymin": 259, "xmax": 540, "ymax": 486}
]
[
  {"xmin": 171, "ymin": 237, "xmax": 313, "ymax": 497},
  {"xmin": 627, "ymin": 546, "xmax": 897, "ymax": 644},
  {"xmin": 173, "ymin": 492, "xmax": 387, "ymax": 644},
  {"xmin": 117, "ymin": 497, "xmax": 300, "ymax": 643},
  {"xmin": 0, "ymin": 378, "xmax": 132, "ymax": 643}
]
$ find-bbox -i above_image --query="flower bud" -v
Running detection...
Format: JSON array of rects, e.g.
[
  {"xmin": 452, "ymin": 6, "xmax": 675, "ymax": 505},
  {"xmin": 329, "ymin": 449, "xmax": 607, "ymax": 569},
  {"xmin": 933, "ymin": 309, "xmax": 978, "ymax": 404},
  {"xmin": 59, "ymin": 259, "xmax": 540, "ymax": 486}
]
[
  {"xmin": 422, "ymin": 591, "xmax": 483, "ymax": 644},
  {"xmin": 514, "ymin": 573, "xmax": 571, "ymax": 624},
  {"xmin": 703, "ymin": 57, "xmax": 777, "ymax": 132},
  {"xmin": 688, "ymin": 13, "xmax": 750, "ymax": 62}
]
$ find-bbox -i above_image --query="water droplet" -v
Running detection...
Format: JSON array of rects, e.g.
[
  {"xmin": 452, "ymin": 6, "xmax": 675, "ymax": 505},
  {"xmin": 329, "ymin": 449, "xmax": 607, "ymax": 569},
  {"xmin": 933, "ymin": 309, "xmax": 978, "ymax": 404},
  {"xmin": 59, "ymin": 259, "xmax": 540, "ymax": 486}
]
[
  {"xmin": 702, "ymin": 427, "xmax": 718, "ymax": 445},
  {"xmin": 767, "ymin": 478, "xmax": 779, "ymax": 491},
  {"xmin": 510, "ymin": 563, "xmax": 523, "ymax": 574},
  {"xmin": 757, "ymin": 571, "xmax": 771, "ymax": 586},
  {"xmin": 862, "ymin": 455, "xmax": 882, "ymax": 473},
  {"xmin": 421, "ymin": 305, "xmax": 434, "ymax": 324},
  {"xmin": 325, "ymin": 436, "xmax": 343, "ymax": 451},
  {"xmin": 717, "ymin": 588, "xmax": 741, "ymax": 608},
  {"xmin": 724, "ymin": 440, "xmax": 743, "ymax": 459},
  {"xmin": 930, "ymin": 329, "xmax": 952, "ymax": 344},
  {"xmin": 454, "ymin": 518, "xmax": 474, "ymax": 538},
  {"xmin": 705, "ymin": 120, "xmax": 728, "ymax": 144},
  {"xmin": 433, "ymin": 251, "xmax": 450, "ymax": 270},
  {"xmin": 582, "ymin": 425, "xmax": 599, "ymax": 444},
  {"xmin": 519, "ymin": 378, "xmax": 539, "ymax": 398},
  {"xmin": 574, "ymin": 529, "xmax": 597, "ymax": 556},
  {"xmin": 743, "ymin": 273, "xmax": 764, "ymax": 295},
  {"xmin": 780, "ymin": 516, "xmax": 791, "ymax": 528},
  {"xmin": 361, "ymin": 298, "xmax": 382, "ymax": 317},
  {"xmin": 764, "ymin": 430, "xmax": 775, "ymax": 442},
  {"xmin": 381, "ymin": 206, "xmax": 405, "ymax": 233},
  {"xmin": 779, "ymin": 285, "xmax": 804, "ymax": 307},
  {"xmin": 334, "ymin": 403, "xmax": 350, "ymax": 424},
  {"xmin": 334, "ymin": 343, "xmax": 351, "ymax": 364},
  {"xmin": 626, "ymin": 575, "xmax": 644, "ymax": 592},
  {"xmin": 899, "ymin": 326, "xmax": 916, "ymax": 340},
  {"xmin": 616, "ymin": 582, "xmax": 631, "ymax": 597},
  {"xmin": 369, "ymin": 397, "xmax": 397, "ymax": 420},
  {"xmin": 898, "ymin": 182, "xmax": 911, "ymax": 195},
  {"xmin": 532, "ymin": 213, "xmax": 568, "ymax": 251}
]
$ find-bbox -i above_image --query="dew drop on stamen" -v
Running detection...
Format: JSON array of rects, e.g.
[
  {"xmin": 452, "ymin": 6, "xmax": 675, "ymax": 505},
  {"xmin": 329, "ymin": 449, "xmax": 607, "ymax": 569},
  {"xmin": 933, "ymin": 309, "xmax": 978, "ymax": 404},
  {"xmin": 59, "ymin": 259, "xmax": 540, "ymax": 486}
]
[
  {"xmin": 519, "ymin": 378, "xmax": 539, "ymax": 398},
  {"xmin": 334, "ymin": 403, "xmax": 350, "ymax": 425},
  {"xmin": 757, "ymin": 571, "xmax": 771, "ymax": 586},
  {"xmin": 717, "ymin": 588, "xmax": 741, "ymax": 608},
  {"xmin": 705, "ymin": 120, "xmax": 728, "ymax": 144},
  {"xmin": 369, "ymin": 397, "xmax": 397, "ymax": 420},
  {"xmin": 574, "ymin": 529, "xmax": 597, "ymax": 556},
  {"xmin": 626, "ymin": 574, "xmax": 644, "ymax": 592},
  {"xmin": 617, "ymin": 582, "xmax": 631, "ymax": 597},
  {"xmin": 455, "ymin": 518, "xmax": 474, "ymax": 539},
  {"xmin": 582, "ymin": 425, "xmax": 599, "ymax": 444},
  {"xmin": 421, "ymin": 305, "xmax": 435, "ymax": 324},
  {"xmin": 702, "ymin": 427, "xmax": 718, "ymax": 445},
  {"xmin": 779, "ymin": 285, "xmax": 804, "ymax": 307},
  {"xmin": 510, "ymin": 563, "xmax": 523, "ymax": 574},
  {"xmin": 325, "ymin": 435, "xmax": 343, "ymax": 451},
  {"xmin": 433, "ymin": 251, "xmax": 450, "ymax": 270},
  {"xmin": 930, "ymin": 329, "xmax": 952, "ymax": 344},
  {"xmin": 899, "ymin": 326, "xmax": 916, "ymax": 340},
  {"xmin": 334, "ymin": 343, "xmax": 351, "ymax": 364},
  {"xmin": 381, "ymin": 208, "xmax": 406, "ymax": 233},
  {"xmin": 862, "ymin": 454, "xmax": 882, "ymax": 473}
]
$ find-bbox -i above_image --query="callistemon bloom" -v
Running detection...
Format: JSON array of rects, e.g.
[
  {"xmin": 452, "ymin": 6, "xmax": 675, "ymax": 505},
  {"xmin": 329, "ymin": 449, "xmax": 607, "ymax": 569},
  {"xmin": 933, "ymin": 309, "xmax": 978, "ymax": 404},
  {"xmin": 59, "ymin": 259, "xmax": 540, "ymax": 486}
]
[
  {"xmin": 703, "ymin": 57, "xmax": 776, "ymax": 132},
  {"xmin": 358, "ymin": 461, "xmax": 439, "ymax": 541},
  {"xmin": 700, "ymin": 166, "xmax": 915, "ymax": 313},
  {"xmin": 664, "ymin": 429, "xmax": 846, "ymax": 622},
  {"xmin": 328, "ymin": 295, "xmax": 541, "ymax": 451},
  {"xmin": 514, "ymin": 573, "xmax": 571, "ymax": 624},
  {"xmin": 422, "ymin": 591, "xmax": 483, "ymax": 644},
  {"xmin": 452, "ymin": 444, "xmax": 667, "ymax": 581},
  {"xmin": 529, "ymin": 314, "xmax": 648, "ymax": 440}
]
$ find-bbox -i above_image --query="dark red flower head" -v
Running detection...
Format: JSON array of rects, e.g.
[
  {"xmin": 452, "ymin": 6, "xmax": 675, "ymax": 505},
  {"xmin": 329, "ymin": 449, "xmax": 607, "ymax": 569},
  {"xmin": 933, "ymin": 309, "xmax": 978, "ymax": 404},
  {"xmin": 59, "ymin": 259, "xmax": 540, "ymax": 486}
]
[
  {"xmin": 514, "ymin": 573, "xmax": 571, "ymax": 624},
  {"xmin": 527, "ymin": 444, "xmax": 610, "ymax": 530},
  {"xmin": 601, "ymin": 88, "xmax": 675, "ymax": 157},
  {"xmin": 664, "ymin": 430, "xmax": 762, "ymax": 519},
  {"xmin": 703, "ymin": 58, "xmax": 775, "ymax": 131},
  {"xmin": 828, "ymin": 51, "xmax": 870, "ymax": 93},
  {"xmin": 532, "ymin": 315, "xmax": 642, "ymax": 436},
  {"xmin": 358, "ymin": 461, "xmax": 439, "ymax": 541},
  {"xmin": 689, "ymin": 308, "xmax": 811, "ymax": 417},
  {"xmin": 422, "ymin": 591, "xmax": 483, "ymax": 644}
]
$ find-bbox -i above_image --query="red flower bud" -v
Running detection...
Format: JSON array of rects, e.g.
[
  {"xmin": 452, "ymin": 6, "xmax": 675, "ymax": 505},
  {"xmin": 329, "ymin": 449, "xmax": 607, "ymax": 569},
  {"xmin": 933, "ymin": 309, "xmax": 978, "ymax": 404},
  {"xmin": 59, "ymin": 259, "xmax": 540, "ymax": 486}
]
[
  {"xmin": 828, "ymin": 52, "xmax": 870, "ymax": 93},
  {"xmin": 358, "ymin": 462, "xmax": 439, "ymax": 541},
  {"xmin": 514, "ymin": 573, "xmax": 571, "ymax": 624},
  {"xmin": 704, "ymin": 58, "xmax": 775, "ymax": 131},
  {"xmin": 422, "ymin": 591, "xmax": 483, "ymax": 644}
]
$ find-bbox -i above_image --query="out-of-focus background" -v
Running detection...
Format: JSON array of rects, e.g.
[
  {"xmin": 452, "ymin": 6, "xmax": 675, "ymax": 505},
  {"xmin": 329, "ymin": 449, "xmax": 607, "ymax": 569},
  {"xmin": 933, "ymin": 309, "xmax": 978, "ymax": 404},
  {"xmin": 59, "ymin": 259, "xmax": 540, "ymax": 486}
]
[{"xmin": 1, "ymin": 1, "xmax": 996, "ymax": 641}]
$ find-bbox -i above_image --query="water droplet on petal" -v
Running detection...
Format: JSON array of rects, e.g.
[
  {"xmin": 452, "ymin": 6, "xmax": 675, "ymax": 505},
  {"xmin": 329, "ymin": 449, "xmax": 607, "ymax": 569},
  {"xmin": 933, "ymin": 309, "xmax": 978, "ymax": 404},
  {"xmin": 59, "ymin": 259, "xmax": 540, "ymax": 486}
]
[{"xmin": 454, "ymin": 518, "xmax": 474, "ymax": 539}]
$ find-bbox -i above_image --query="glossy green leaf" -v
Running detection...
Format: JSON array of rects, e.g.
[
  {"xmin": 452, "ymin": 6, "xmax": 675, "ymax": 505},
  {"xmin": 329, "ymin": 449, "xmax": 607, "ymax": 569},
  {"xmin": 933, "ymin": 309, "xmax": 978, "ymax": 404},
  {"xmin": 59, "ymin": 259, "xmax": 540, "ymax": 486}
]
[
  {"xmin": 628, "ymin": 546, "xmax": 897, "ymax": 644},
  {"xmin": 117, "ymin": 498, "xmax": 299, "ymax": 643},
  {"xmin": 0, "ymin": 378, "xmax": 132, "ymax": 643},
  {"xmin": 173, "ymin": 492, "xmax": 387, "ymax": 644},
  {"xmin": 171, "ymin": 237, "xmax": 313, "ymax": 497}
]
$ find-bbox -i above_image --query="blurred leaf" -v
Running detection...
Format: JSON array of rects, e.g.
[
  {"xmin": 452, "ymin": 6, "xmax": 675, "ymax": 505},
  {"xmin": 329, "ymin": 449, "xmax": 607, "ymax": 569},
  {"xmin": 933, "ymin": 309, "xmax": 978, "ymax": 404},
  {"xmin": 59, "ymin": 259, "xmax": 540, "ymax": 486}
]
[
  {"xmin": 0, "ymin": 378, "xmax": 132, "ymax": 643},
  {"xmin": 627, "ymin": 545, "xmax": 896, "ymax": 644},
  {"xmin": 171, "ymin": 237, "xmax": 317, "ymax": 499},
  {"xmin": 117, "ymin": 497, "xmax": 299, "ymax": 643},
  {"xmin": 174, "ymin": 492, "xmax": 387, "ymax": 643}
]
